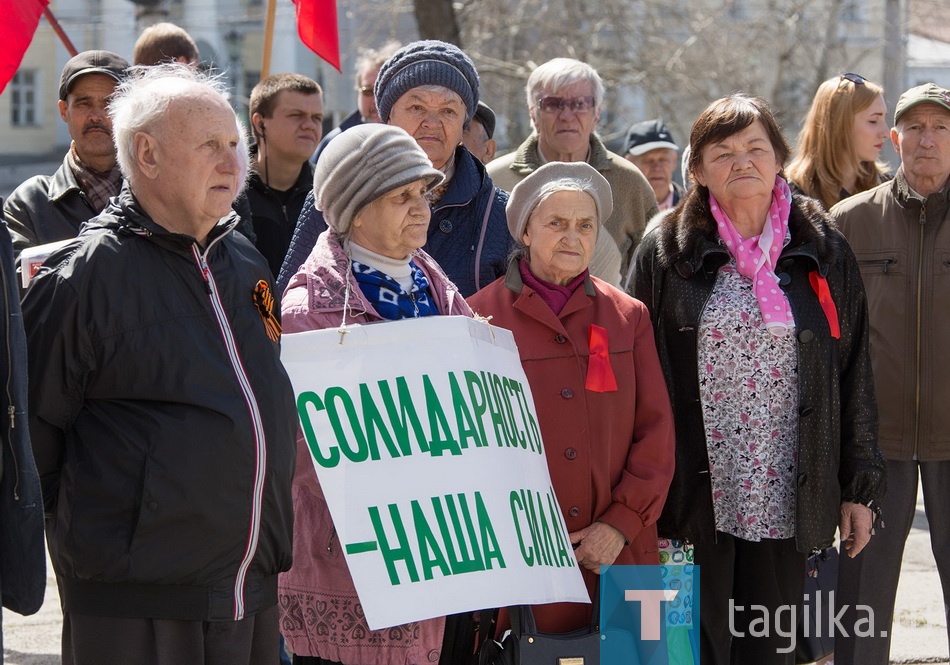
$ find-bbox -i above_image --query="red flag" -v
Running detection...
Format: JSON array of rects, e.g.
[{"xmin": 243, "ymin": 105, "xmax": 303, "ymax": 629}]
[
  {"xmin": 0, "ymin": 0, "xmax": 49, "ymax": 94},
  {"xmin": 293, "ymin": 0, "xmax": 341, "ymax": 72}
]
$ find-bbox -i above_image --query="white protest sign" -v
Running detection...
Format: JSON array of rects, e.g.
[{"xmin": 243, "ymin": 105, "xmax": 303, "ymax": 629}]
[{"xmin": 281, "ymin": 315, "xmax": 589, "ymax": 630}]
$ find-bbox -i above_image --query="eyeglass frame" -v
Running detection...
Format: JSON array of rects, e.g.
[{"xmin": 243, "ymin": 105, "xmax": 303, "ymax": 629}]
[
  {"xmin": 839, "ymin": 72, "xmax": 867, "ymax": 86},
  {"xmin": 358, "ymin": 86, "xmax": 375, "ymax": 96},
  {"xmin": 535, "ymin": 95, "xmax": 597, "ymax": 114}
]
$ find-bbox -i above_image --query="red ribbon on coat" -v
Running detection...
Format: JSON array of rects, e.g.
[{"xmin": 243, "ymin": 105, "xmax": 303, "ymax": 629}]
[
  {"xmin": 586, "ymin": 324, "xmax": 618, "ymax": 393},
  {"xmin": 808, "ymin": 271, "xmax": 840, "ymax": 339}
]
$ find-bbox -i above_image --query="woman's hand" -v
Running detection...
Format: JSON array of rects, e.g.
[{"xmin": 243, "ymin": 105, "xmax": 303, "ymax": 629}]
[
  {"xmin": 840, "ymin": 501, "xmax": 874, "ymax": 558},
  {"xmin": 569, "ymin": 522, "xmax": 626, "ymax": 574}
]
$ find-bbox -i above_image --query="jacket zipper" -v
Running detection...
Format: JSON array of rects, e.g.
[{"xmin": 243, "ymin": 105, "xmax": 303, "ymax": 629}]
[
  {"xmin": 913, "ymin": 203, "xmax": 927, "ymax": 458},
  {"xmin": 191, "ymin": 241, "xmax": 269, "ymax": 621}
]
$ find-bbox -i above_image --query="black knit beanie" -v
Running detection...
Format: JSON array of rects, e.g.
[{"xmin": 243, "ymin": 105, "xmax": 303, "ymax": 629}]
[{"xmin": 374, "ymin": 40, "xmax": 479, "ymax": 124}]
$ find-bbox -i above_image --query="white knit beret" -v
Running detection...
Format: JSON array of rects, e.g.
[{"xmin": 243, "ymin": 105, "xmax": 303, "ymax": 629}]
[{"xmin": 506, "ymin": 162, "xmax": 613, "ymax": 241}]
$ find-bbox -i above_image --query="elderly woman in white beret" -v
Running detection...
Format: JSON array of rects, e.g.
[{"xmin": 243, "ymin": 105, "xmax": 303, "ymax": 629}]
[
  {"xmin": 468, "ymin": 161, "xmax": 675, "ymax": 634},
  {"xmin": 278, "ymin": 123, "xmax": 473, "ymax": 665}
]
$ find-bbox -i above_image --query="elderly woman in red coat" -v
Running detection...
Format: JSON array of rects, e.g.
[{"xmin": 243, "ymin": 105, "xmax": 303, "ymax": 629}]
[{"xmin": 468, "ymin": 161, "xmax": 675, "ymax": 633}]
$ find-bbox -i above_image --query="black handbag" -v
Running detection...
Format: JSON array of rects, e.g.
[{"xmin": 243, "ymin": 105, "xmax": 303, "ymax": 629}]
[
  {"xmin": 795, "ymin": 546, "xmax": 838, "ymax": 664},
  {"xmin": 480, "ymin": 592, "xmax": 601, "ymax": 665}
]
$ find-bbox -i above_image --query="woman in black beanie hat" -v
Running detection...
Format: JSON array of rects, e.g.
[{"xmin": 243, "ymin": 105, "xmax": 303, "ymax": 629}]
[{"xmin": 278, "ymin": 40, "xmax": 512, "ymax": 299}]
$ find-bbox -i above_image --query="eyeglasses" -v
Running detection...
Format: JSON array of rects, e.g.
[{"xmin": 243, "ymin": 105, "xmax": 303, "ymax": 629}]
[
  {"xmin": 358, "ymin": 86, "xmax": 374, "ymax": 96},
  {"xmin": 839, "ymin": 72, "xmax": 867, "ymax": 86},
  {"xmin": 536, "ymin": 96, "xmax": 596, "ymax": 114}
]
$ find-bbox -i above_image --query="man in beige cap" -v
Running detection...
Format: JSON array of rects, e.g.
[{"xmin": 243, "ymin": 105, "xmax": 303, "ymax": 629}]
[
  {"xmin": 4, "ymin": 50, "xmax": 128, "ymax": 264},
  {"xmin": 832, "ymin": 82, "xmax": 950, "ymax": 665}
]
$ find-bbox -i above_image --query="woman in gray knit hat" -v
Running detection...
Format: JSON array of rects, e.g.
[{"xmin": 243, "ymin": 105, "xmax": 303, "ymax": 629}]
[
  {"xmin": 278, "ymin": 123, "xmax": 475, "ymax": 665},
  {"xmin": 468, "ymin": 161, "xmax": 675, "ymax": 636},
  {"xmin": 278, "ymin": 39, "xmax": 512, "ymax": 299}
]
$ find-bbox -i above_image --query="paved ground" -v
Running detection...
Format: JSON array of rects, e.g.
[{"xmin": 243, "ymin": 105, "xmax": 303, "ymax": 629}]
[{"xmin": 4, "ymin": 484, "xmax": 946, "ymax": 665}]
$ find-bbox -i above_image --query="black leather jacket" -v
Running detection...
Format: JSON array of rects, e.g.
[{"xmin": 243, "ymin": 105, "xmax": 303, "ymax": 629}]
[
  {"xmin": 22, "ymin": 184, "xmax": 296, "ymax": 621},
  {"xmin": 632, "ymin": 192, "xmax": 886, "ymax": 553},
  {"xmin": 3, "ymin": 156, "xmax": 97, "ymax": 260}
]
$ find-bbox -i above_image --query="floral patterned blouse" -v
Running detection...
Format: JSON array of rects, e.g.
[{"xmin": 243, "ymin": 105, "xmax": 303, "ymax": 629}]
[{"xmin": 698, "ymin": 260, "xmax": 799, "ymax": 541}]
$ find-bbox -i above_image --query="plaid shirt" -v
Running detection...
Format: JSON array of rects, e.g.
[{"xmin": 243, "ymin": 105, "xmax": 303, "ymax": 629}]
[{"xmin": 66, "ymin": 142, "xmax": 122, "ymax": 214}]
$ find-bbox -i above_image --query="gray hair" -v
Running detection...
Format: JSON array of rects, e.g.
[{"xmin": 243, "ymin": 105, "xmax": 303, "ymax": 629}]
[
  {"xmin": 525, "ymin": 58, "xmax": 605, "ymax": 112},
  {"xmin": 354, "ymin": 40, "xmax": 401, "ymax": 85},
  {"xmin": 110, "ymin": 63, "xmax": 249, "ymax": 185}
]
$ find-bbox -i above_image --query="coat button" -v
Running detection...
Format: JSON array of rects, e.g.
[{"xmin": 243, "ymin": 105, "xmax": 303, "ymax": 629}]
[
  {"xmin": 798, "ymin": 330, "xmax": 814, "ymax": 343},
  {"xmin": 554, "ymin": 334, "xmax": 567, "ymax": 344},
  {"xmin": 428, "ymin": 650, "xmax": 440, "ymax": 662},
  {"xmin": 561, "ymin": 388, "xmax": 574, "ymax": 399},
  {"xmin": 147, "ymin": 500, "xmax": 159, "ymax": 511},
  {"xmin": 439, "ymin": 220, "xmax": 453, "ymax": 234},
  {"xmin": 800, "ymin": 405, "xmax": 814, "ymax": 417},
  {"xmin": 777, "ymin": 272, "xmax": 791, "ymax": 286},
  {"xmin": 568, "ymin": 507, "xmax": 580, "ymax": 517},
  {"xmin": 565, "ymin": 448, "xmax": 577, "ymax": 460},
  {"xmin": 797, "ymin": 473, "xmax": 807, "ymax": 487}
]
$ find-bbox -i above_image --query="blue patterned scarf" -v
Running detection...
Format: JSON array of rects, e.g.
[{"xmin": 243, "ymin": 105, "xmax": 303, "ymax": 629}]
[{"xmin": 351, "ymin": 259, "xmax": 440, "ymax": 320}]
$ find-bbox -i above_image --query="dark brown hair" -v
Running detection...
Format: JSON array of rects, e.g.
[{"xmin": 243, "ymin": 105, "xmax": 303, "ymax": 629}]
[{"xmin": 687, "ymin": 94, "xmax": 791, "ymax": 183}]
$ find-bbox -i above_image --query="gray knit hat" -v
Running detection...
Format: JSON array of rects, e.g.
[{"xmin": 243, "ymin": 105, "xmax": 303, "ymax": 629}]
[
  {"xmin": 506, "ymin": 162, "xmax": 613, "ymax": 241},
  {"xmin": 374, "ymin": 40, "xmax": 479, "ymax": 124},
  {"xmin": 314, "ymin": 124, "xmax": 444, "ymax": 235}
]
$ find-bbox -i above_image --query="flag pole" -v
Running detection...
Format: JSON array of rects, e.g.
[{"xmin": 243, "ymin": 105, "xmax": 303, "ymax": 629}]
[
  {"xmin": 42, "ymin": 5, "xmax": 78, "ymax": 57},
  {"xmin": 261, "ymin": 0, "xmax": 277, "ymax": 81}
]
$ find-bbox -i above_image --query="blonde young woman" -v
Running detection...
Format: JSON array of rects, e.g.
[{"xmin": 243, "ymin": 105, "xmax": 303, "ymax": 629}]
[{"xmin": 786, "ymin": 73, "xmax": 890, "ymax": 209}]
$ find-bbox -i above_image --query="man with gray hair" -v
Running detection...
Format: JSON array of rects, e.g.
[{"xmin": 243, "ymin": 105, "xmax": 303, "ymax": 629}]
[
  {"xmin": 310, "ymin": 40, "xmax": 401, "ymax": 164},
  {"xmin": 487, "ymin": 58, "xmax": 658, "ymax": 288},
  {"xmin": 21, "ymin": 64, "xmax": 296, "ymax": 665}
]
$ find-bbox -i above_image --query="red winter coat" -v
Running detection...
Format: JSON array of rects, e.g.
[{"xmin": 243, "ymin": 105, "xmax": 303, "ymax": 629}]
[{"xmin": 467, "ymin": 261, "xmax": 675, "ymax": 633}]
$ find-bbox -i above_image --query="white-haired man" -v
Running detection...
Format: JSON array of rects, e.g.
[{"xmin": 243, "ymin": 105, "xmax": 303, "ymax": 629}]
[
  {"xmin": 488, "ymin": 58, "xmax": 658, "ymax": 287},
  {"xmin": 22, "ymin": 65, "xmax": 296, "ymax": 665}
]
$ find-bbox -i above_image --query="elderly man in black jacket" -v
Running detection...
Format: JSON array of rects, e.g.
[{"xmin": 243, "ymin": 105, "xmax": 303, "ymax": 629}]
[{"xmin": 21, "ymin": 64, "xmax": 297, "ymax": 665}]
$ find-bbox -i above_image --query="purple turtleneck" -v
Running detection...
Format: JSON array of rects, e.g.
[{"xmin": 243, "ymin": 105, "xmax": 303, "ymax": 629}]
[{"xmin": 518, "ymin": 259, "xmax": 589, "ymax": 315}]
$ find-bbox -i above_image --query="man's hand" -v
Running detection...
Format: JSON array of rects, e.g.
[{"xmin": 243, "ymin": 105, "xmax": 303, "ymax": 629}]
[
  {"xmin": 840, "ymin": 501, "xmax": 874, "ymax": 558},
  {"xmin": 569, "ymin": 522, "xmax": 626, "ymax": 574}
]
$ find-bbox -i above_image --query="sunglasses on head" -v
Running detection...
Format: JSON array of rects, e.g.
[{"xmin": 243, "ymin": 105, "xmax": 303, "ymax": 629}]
[{"xmin": 839, "ymin": 72, "xmax": 867, "ymax": 86}]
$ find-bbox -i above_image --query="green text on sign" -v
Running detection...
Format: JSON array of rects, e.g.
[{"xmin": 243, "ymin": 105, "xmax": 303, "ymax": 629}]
[{"xmin": 297, "ymin": 371, "xmax": 543, "ymax": 468}]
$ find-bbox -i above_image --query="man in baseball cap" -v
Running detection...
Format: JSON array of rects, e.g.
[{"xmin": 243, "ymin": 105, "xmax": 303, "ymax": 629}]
[
  {"xmin": 4, "ymin": 50, "xmax": 129, "ymax": 268},
  {"xmin": 622, "ymin": 119, "xmax": 685, "ymax": 210},
  {"xmin": 831, "ymin": 82, "xmax": 950, "ymax": 664},
  {"xmin": 463, "ymin": 100, "xmax": 497, "ymax": 164}
]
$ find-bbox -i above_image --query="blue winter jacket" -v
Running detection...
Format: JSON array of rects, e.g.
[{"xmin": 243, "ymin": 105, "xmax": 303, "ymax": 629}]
[{"xmin": 277, "ymin": 146, "xmax": 511, "ymax": 297}]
